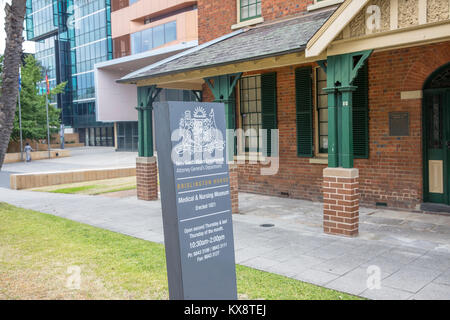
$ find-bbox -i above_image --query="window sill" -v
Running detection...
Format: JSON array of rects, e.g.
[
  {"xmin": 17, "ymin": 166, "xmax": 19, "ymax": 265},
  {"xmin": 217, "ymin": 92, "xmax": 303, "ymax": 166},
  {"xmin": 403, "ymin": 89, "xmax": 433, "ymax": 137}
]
[
  {"xmin": 231, "ymin": 17, "xmax": 264, "ymax": 30},
  {"xmin": 307, "ymin": 0, "xmax": 344, "ymax": 11},
  {"xmin": 234, "ymin": 153, "xmax": 266, "ymax": 162},
  {"xmin": 309, "ymin": 157, "xmax": 328, "ymax": 165}
]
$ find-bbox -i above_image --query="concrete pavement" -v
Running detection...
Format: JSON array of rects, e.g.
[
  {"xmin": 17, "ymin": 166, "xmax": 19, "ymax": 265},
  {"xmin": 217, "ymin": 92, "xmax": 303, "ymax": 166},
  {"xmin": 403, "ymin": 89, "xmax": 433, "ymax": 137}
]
[
  {"xmin": 0, "ymin": 147, "xmax": 137, "ymax": 188},
  {"xmin": 1, "ymin": 187, "xmax": 449, "ymax": 300}
]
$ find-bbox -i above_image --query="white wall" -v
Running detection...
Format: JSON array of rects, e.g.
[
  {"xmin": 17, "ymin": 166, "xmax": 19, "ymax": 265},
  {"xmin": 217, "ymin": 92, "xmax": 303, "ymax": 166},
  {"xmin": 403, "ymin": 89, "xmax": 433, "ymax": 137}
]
[
  {"xmin": 95, "ymin": 68, "xmax": 138, "ymax": 122},
  {"xmin": 0, "ymin": 0, "xmax": 35, "ymax": 54}
]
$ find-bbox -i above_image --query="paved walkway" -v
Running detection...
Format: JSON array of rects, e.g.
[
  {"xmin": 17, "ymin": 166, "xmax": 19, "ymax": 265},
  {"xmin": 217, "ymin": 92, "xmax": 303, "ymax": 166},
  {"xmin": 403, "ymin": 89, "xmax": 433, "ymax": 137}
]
[
  {"xmin": 0, "ymin": 147, "xmax": 137, "ymax": 188},
  {"xmin": 1, "ymin": 187, "xmax": 449, "ymax": 300}
]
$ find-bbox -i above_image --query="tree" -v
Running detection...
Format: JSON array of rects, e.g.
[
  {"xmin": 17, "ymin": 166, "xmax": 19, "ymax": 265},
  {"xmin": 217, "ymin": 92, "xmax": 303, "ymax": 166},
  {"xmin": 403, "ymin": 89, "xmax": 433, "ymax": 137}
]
[
  {"xmin": 0, "ymin": 0, "xmax": 26, "ymax": 170},
  {"xmin": 0, "ymin": 55, "xmax": 4, "ymax": 88},
  {"xmin": 10, "ymin": 55, "xmax": 66, "ymax": 142}
]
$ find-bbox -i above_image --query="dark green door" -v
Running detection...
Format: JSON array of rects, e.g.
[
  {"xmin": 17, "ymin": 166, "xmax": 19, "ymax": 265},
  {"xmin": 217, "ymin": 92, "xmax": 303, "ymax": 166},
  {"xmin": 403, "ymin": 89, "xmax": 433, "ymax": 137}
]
[{"xmin": 424, "ymin": 90, "xmax": 450, "ymax": 204}]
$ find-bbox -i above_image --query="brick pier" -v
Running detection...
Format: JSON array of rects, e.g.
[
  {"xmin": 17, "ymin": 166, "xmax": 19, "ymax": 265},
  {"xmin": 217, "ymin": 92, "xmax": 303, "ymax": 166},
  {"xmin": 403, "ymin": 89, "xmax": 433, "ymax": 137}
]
[
  {"xmin": 136, "ymin": 156, "xmax": 158, "ymax": 201},
  {"xmin": 229, "ymin": 164, "xmax": 239, "ymax": 214},
  {"xmin": 323, "ymin": 167, "xmax": 359, "ymax": 237}
]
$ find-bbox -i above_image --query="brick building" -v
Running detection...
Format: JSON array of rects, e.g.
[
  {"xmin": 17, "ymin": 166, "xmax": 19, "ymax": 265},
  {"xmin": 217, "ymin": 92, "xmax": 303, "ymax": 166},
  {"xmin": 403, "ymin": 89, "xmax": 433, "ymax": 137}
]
[{"xmin": 118, "ymin": 0, "xmax": 450, "ymax": 237}]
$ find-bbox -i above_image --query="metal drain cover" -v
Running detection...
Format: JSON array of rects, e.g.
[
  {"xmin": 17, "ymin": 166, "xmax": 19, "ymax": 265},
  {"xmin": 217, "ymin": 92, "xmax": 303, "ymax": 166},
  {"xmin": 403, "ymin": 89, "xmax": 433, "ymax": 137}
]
[{"xmin": 260, "ymin": 224, "xmax": 275, "ymax": 228}]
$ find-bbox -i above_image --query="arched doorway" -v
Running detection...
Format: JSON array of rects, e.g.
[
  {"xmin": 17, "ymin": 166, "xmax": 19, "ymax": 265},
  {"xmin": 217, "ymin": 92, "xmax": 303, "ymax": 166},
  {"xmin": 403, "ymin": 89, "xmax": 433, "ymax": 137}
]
[{"xmin": 423, "ymin": 63, "xmax": 450, "ymax": 205}]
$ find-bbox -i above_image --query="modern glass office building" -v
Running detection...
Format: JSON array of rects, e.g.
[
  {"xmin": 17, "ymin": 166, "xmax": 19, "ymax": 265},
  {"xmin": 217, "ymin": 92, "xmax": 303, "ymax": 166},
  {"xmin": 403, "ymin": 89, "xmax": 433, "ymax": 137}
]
[
  {"xmin": 25, "ymin": 0, "xmax": 115, "ymax": 146},
  {"xmin": 94, "ymin": 0, "xmax": 199, "ymax": 152}
]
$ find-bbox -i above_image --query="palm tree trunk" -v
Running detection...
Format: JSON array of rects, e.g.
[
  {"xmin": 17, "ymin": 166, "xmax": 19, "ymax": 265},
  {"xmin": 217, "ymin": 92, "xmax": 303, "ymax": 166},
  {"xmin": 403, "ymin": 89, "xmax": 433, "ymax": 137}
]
[{"xmin": 0, "ymin": 0, "xmax": 26, "ymax": 170}]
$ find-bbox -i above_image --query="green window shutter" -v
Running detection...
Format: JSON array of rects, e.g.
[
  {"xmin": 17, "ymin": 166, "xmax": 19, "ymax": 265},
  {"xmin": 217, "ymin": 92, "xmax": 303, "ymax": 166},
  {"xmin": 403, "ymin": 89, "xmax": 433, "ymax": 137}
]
[
  {"xmin": 295, "ymin": 67, "xmax": 313, "ymax": 157},
  {"xmin": 352, "ymin": 63, "xmax": 369, "ymax": 159},
  {"xmin": 261, "ymin": 72, "xmax": 277, "ymax": 156},
  {"xmin": 229, "ymin": 90, "xmax": 238, "ymax": 156}
]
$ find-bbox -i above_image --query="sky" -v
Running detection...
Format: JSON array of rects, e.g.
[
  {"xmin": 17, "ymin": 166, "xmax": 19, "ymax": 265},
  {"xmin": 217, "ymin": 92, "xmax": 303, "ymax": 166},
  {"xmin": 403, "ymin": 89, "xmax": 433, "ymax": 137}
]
[{"xmin": 0, "ymin": 0, "xmax": 35, "ymax": 54}]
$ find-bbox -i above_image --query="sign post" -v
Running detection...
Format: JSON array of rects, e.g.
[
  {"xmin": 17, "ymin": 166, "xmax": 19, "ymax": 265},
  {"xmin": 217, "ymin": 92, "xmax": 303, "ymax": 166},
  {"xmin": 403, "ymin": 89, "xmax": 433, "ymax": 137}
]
[
  {"xmin": 154, "ymin": 101, "xmax": 237, "ymax": 300},
  {"xmin": 60, "ymin": 124, "xmax": 65, "ymax": 149},
  {"xmin": 45, "ymin": 93, "xmax": 51, "ymax": 159}
]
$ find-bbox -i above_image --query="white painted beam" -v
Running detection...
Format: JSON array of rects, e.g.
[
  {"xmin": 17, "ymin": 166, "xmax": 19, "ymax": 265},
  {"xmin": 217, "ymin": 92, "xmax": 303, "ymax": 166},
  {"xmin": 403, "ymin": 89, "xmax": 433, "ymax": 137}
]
[
  {"xmin": 418, "ymin": 0, "xmax": 427, "ymax": 25},
  {"xmin": 390, "ymin": 0, "xmax": 398, "ymax": 30}
]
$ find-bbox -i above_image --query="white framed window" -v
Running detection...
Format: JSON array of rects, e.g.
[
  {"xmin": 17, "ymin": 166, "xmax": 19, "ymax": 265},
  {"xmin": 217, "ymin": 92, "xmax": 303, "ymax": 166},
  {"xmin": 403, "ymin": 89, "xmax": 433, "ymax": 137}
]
[
  {"xmin": 240, "ymin": 0, "xmax": 262, "ymax": 22},
  {"xmin": 232, "ymin": 0, "xmax": 264, "ymax": 30},
  {"xmin": 308, "ymin": 0, "xmax": 344, "ymax": 11},
  {"xmin": 237, "ymin": 75, "xmax": 263, "ymax": 154}
]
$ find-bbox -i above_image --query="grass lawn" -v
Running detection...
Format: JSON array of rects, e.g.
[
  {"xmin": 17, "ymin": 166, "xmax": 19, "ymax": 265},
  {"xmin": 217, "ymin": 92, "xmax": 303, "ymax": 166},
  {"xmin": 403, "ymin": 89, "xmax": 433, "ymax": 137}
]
[
  {"xmin": 0, "ymin": 203, "xmax": 362, "ymax": 300},
  {"xmin": 31, "ymin": 176, "xmax": 137, "ymax": 196}
]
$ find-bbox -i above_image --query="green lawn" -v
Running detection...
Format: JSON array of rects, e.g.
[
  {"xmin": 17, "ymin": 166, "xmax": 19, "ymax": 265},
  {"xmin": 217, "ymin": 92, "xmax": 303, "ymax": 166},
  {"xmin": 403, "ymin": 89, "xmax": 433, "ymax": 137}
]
[
  {"xmin": 31, "ymin": 176, "xmax": 137, "ymax": 196},
  {"xmin": 0, "ymin": 203, "xmax": 362, "ymax": 300},
  {"xmin": 50, "ymin": 185, "xmax": 98, "ymax": 194}
]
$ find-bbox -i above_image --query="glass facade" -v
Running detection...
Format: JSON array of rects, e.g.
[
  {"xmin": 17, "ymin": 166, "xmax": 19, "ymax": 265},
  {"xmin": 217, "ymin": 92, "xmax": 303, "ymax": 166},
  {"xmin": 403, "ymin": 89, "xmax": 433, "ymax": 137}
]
[
  {"xmin": 35, "ymin": 36, "xmax": 57, "ymax": 99},
  {"xmin": 26, "ymin": 0, "xmax": 57, "ymax": 39},
  {"xmin": 130, "ymin": 21, "xmax": 177, "ymax": 55},
  {"xmin": 117, "ymin": 122, "xmax": 139, "ymax": 151},
  {"xmin": 26, "ymin": 0, "xmax": 114, "ymax": 146},
  {"xmin": 70, "ymin": 0, "xmax": 113, "ymax": 128}
]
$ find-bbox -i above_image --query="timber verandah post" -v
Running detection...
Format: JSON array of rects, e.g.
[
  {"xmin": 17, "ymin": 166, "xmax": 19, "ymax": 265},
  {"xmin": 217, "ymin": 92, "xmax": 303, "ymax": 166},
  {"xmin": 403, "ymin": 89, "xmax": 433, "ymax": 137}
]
[
  {"xmin": 321, "ymin": 51, "xmax": 371, "ymax": 237},
  {"xmin": 136, "ymin": 85, "xmax": 162, "ymax": 201},
  {"xmin": 204, "ymin": 73, "xmax": 242, "ymax": 213}
]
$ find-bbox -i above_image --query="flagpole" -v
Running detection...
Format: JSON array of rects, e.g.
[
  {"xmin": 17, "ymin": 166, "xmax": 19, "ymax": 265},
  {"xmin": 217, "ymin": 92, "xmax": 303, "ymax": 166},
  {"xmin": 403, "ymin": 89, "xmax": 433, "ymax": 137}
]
[
  {"xmin": 18, "ymin": 90, "xmax": 23, "ymax": 160},
  {"xmin": 18, "ymin": 67, "xmax": 24, "ymax": 160},
  {"xmin": 46, "ymin": 93, "xmax": 51, "ymax": 159},
  {"xmin": 45, "ymin": 72, "xmax": 51, "ymax": 159},
  {"xmin": 18, "ymin": 87, "xmax": 23, "ymax": 161}
]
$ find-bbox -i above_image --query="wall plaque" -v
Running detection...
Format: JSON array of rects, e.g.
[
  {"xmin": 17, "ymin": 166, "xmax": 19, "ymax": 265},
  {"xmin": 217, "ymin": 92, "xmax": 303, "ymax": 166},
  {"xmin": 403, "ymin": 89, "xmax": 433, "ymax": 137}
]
[{"xmin": 389, "ymin": 112, "xmax": 410, "ymax": 136}]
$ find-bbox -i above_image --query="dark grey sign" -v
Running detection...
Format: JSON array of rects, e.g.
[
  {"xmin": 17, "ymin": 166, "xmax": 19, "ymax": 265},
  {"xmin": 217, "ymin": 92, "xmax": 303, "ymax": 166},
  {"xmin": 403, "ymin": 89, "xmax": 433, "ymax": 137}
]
[
  {"xmin": 154, "ymin": 101, "xmax": 237, "ymax": 300},
  {"xmin": 389, "ymin": 112, "xmax": 410, "ymax": 136}
]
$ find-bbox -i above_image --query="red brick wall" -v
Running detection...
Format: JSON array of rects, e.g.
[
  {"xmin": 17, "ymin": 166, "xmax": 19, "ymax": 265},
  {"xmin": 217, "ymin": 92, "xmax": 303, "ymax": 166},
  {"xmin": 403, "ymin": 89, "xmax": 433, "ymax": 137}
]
[
  {"xmin": 357, "ymin": 41, "xmax": 450, "ymax": 209},
  {"xmin": 136, "ymin": 160, "xmax": 158, "ymax": 201},
  {"xmin": 201, "ymin": 41, "xmax": 450, "ymax": 210},
  {"xmin": 262, "ymin": 0, "xmax": 313, "ymax": 21},
  {"xmin": 204, "ymin": 64, "xmax": 326, "ymax": 202},
  {"xmin": 323, "ymin": 172, "xmax": 359, "ymax": 237},
  {"xmin": 198, "ymin": 0, "xmax": 237, "ymax": 44},
  {"xmin": 235, "ymin": 65, "xmax": 326, "ymax": 201},
  {"xmin": 197, "ymin": 0, "xmax": 314, "ymax": 44},
  {"xmin": 229, "ymin": 164, "xmax": 239, "ymax": 213}
]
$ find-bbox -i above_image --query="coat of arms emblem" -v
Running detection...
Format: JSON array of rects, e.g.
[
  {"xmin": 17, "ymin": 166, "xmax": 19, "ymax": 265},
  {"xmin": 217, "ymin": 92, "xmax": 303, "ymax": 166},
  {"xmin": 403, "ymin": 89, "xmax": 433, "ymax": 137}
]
[{"xmin": 175, "ymin": 106, "xmax": 225, "ymax": 155}]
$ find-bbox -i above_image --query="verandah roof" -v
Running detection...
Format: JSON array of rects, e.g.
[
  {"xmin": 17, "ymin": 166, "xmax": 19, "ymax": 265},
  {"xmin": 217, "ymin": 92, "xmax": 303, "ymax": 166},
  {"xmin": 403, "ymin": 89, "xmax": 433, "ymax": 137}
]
[{"xmin": 118, "ymin": 8, "xmax": 335, "ymax": 85}]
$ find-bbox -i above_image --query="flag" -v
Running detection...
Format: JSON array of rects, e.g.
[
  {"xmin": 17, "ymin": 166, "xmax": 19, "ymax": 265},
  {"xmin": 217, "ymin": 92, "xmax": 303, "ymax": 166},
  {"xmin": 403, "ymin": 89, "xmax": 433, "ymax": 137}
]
[
  {"xmin": 45, "ymin": 73, "xmax": 50, "ymax": 95},
  {"xmin": 18, "ymin": 67, "xmax": 21, "ymax": 92}
]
